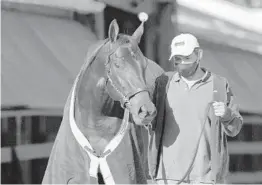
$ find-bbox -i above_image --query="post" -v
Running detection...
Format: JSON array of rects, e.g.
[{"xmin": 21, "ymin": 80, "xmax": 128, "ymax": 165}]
[
  {"xmin": 94, "ymin": 11, "xmax": 105, "ymax": 40},
  {"xmin": 144, "ymin": 0, "xmax": 177, "ymax": 71},
  {"xmin": 16, "ymin": 116, "xmax": 22, "ymax": 145},
  {"xmin": 24, "ymin": 116, "xmax": 32, "ymax": 183}
]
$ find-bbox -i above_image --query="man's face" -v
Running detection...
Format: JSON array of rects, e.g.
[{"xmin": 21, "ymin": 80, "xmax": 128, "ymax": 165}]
[{"xmin": 170, "ymin": 50, "xmax": 200, "ymax": 78}]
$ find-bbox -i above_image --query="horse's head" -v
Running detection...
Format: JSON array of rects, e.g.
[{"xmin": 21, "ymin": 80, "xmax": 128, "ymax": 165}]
[{"xmin": 101, "ymin": 19, "xmax": 156, "ymax": 125}]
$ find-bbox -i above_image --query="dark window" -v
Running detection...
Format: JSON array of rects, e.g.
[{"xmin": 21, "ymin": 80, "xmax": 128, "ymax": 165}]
[
  {"xmin": 31, "ymin": 158, "xmax": 49, "ymax": 184},
  {"xmin": 31, "ymin": 116, "xmax": 62, "ymax": 143},
  {"xmin": 104, "ymin": 6, "xmax": 145, "ymax": 54},
  {"xmin": 45, "ymin": 116, "xmax": 62, "ymax": 142},
  {"xmin": 1, "ymin": 163, "xmax": 12, "ymax": 184},
  {"xmin": 31, "ymin": 116, "xmax": 46, "ymax": 144},
  {"xmin": 1, "ymin": 117, "xmax": 17, "ymax": 147},
  {"xmin": 230, "ymin": 154, "xmax": 262, "ymax": 172}
]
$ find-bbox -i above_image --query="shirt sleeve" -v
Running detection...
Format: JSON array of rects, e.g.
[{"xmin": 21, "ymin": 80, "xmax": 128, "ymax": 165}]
[{"xmin": 220, "ymin": 81, "xmax": 243, "ymax": 137}]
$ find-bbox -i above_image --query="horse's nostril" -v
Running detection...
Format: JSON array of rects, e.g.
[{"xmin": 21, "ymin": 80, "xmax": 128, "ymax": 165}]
[
  {"xmin": 151, "ymin": 109, "xmax": 157, "ymax": 116},
  {"xmin": 138, "ymin": 105, "xmax": 146, "ymax": 114},
  {"xmin": 138, "ymin": 105, "xmax": 157, "ymax": 118},
  {"xmin": 138, "ymin": 105, "xmax": 149, "ymax": 119}
]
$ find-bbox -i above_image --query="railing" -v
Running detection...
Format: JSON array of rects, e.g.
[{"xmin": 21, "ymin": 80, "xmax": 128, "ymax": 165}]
[{"xmin": 1, "ymin": 110, "xmax": 262, "ymax": 184}]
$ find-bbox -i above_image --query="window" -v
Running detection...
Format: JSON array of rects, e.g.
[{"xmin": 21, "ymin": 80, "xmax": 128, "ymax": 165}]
[{"xmin": 1, "ymin": 117, "xmax": 17, "ymax": 147}]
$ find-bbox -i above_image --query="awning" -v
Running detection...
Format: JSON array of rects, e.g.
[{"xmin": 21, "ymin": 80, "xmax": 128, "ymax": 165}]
[
  {"xmin": 177, "ymin": 0, "xmax": 262, "ymax": 34},
  {"xmin": 2, "ymin": 0, "xmax": 105, "ymax": 14},
  {"xmin": 200, "ymin": 39, "xmax": 262, "ymax": 114},
  {"xmin": 175, "ymin": 5, "xmax": 262, "ymax": 55},
  {"xmin": 1, "ymin": 10, "xmax": 98, "ymax": 109}
]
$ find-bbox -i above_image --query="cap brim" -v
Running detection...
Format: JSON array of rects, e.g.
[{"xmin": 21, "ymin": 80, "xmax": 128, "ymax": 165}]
[{"xmin": 169, "ymin": 47, "xmax": 194, "ymax": 60}]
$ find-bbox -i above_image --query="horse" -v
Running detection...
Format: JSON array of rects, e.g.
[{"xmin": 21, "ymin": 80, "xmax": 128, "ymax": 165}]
[{"xmin": 42, "ymin": 19, "xmax": 164, "ymax": 184}]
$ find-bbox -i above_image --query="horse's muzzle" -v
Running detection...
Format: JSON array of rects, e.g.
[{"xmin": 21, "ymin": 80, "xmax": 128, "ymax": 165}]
[
  {"xmin": 137, "ymin": 103, "xmax": 157, "ymax": 124},
  {"xmin": 127, "ymin": 90, "xmax": 156, "ymax": 125}
]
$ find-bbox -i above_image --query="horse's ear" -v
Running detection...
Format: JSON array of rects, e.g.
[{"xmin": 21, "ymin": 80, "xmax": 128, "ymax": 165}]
[
  {"xmin": 108, "ymin": 19, "xmax": 119, "ymax": 42},
  {"xmin": 132, "ymin": 22, "xmax": 144, "ymax": 43}
]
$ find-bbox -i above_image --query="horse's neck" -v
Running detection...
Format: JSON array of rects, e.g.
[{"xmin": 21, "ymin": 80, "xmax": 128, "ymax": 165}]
[
  {"xmin": 75, "ymin": 70, "xmax": 122, "ymax": 153},
  {"xmin": 75, "ymin": 106, "xmax": 122, "ymax": 138},
  {"xmin": 75, "ymin": 109, "xmax": 122, "ymax": 152}
]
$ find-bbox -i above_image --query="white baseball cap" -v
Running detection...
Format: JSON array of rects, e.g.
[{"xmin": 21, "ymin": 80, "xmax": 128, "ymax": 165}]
[{"xmin": 169, "ymin": 33, "xmax": 200, "ymax": 60}]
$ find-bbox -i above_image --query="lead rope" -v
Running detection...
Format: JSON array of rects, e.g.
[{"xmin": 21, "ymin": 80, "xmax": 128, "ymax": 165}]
[{"xmin": 177, "ymin": 103, "xmax": 213, "ymax": 185}]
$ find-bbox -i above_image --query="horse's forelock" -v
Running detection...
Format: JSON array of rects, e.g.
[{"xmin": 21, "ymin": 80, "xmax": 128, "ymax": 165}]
[{"xmin": 116, "ymin": 34, "xmax": 138, "ymax": 48}]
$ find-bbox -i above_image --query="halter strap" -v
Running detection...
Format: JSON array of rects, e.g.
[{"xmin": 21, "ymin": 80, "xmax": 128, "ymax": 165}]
[{"xmin": 105, "ymin": 62, "xmax": 149, "ymax": 108}]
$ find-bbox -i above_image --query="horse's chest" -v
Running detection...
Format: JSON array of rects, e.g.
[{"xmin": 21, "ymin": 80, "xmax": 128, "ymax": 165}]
[
  {"xmin": 84, "ymin": 117, "xmax": 122, "ymax": 155},
  {"xmin": 87, "ymin": 137, "xmax": 110, "ymax": 155}
]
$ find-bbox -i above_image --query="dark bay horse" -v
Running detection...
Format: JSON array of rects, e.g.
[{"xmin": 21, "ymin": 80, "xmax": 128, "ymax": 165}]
[{"xmin": 42, "ymin": 19, "xmax": 163, "ymax": 184}]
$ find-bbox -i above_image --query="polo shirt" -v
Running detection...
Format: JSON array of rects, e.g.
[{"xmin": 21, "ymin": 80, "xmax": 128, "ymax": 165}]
[{"xmin": 156, "ymin": 70, "xmax": 214, "ymax": 183}]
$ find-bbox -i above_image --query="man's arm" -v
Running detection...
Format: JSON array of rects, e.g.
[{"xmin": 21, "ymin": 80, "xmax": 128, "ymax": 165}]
[{"xmin": 220, "ymin": 82, "xmax": 243, "ymax": 137}]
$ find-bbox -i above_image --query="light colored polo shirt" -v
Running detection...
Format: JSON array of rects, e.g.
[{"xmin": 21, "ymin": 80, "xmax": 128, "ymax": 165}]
[{"xmin": 156, "ymin": 70, "xmax": 214, "ymax": 183}]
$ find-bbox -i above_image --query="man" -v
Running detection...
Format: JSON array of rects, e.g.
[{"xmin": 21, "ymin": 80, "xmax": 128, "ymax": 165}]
[{"xmin": 147, "ymin": 33, "xmax": 243, "ymax": 184}]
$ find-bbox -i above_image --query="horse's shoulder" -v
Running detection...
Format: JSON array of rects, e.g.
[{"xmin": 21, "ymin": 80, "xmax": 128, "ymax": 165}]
[
  {"xmin": 164, "ymin": 71, "xmax": 175, "ymax": 78},
  {"xmin": 156, "ymin": 71, "xmax": 174, "ymax": 83},
  {"xmin": 146, "ymin": 58, "xmax": 164, "ymax": 75}
]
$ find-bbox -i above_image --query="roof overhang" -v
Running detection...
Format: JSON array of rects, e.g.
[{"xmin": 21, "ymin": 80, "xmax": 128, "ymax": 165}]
[{"xmin": 1, "ymin": 0, "xmax": 106, "ymax": 14}]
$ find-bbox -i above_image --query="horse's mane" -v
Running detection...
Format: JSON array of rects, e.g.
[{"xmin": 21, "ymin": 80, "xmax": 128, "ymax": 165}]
[{"xmin": 80, "ymin": 39, "xmax": 109, "ymax": 73}]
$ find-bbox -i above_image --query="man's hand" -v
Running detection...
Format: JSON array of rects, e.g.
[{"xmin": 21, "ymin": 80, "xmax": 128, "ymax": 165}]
[{"xmin": 212, "ymin": 101, "xmax": 231, "ymax": 120}]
